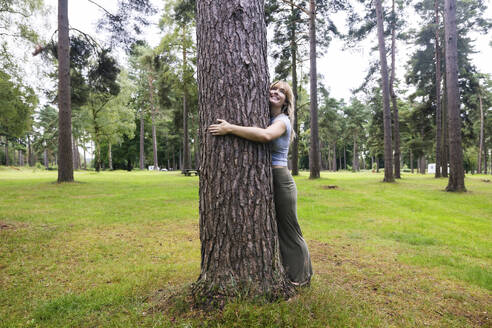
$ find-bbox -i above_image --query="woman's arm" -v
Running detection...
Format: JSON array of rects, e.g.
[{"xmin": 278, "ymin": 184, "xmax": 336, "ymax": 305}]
[{"xmin": 209, "ymin": 119, "xmax": 286, "ymax": 143}]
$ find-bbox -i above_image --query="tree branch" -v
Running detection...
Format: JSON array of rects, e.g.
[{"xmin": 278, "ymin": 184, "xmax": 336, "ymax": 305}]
[
  {"xmin": 86, "ymin": 0, "xmax": 116, "ymax": 19},
  {"xmin": 279, "ymin": 0, "xmax": 310, "ymax": 16}
]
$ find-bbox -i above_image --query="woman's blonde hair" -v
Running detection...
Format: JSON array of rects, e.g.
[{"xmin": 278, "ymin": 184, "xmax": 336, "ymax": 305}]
[{"xmin": 270, "ymin": 80, "xmax": 296, "ymax": 141}]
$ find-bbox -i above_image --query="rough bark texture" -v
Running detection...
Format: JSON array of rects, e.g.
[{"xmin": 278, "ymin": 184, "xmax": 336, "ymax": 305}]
[
  {"xmin": 57, "ymin": 0, "xmax": 74, "ymax": 182},
  {"xmin": 290, "ymin": 3, "xmax": 299, "ymax": 176},
  {"xmin": 139, "ymin": 109, "xmax": 144, "ymax": 170},
  {"xmin": 375, "ymin": 0, "xmax": 394, "ymax": 182},
  {"xmin": 444, "ymin": 0, "xmax": 465, "ymax": 191},
  {"xmin": 194, "ymin": 0, "xmax": 292, "ymax": 304},
  {"xmin": 434, "ymin": 0, "xmax": 442, "ymax": 178},
  {"xmin": 308, "ymin": 0, "xmax": 320, "ymax": 179},
  {"xmin": 390, "ymin": 0, "xmax": 400, "ymax": 179}
]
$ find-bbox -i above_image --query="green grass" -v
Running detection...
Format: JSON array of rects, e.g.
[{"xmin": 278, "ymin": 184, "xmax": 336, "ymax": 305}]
[{"xmin": 1, "ymin": 168, "xmax": 491, "ymax": 327}]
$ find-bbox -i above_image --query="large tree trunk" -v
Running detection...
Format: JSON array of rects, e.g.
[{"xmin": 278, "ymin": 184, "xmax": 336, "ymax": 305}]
[
  {"xmin": 444, "ymin": 0, "xmax": 465, "ymax": 191},
  {"xmin": 308, "ymin": 0, "xmax": 320, "ymax": 179},
  {"xmin": 57, "ymin": 0, "xmax": 74, "ymax": 182},
  {"xmin": 434, "ymin": 0, "xmax": 442, "ymax": 178},
  {"xmin": 194, "ymin": 0, "xmax": 291, "ymax": 303},
  {"xmin": 375, "ymin": 0, "xmax": 394, "ymax": 182},
  {"xmin": 478, "ymin": 93, "xmax": 484, "ymax": 174},
  {"xmin": 410, "ymin": 150, "xmax": 414, "ymax": 173},
  {"xmin": 182, "ymin": 26, "xmax": 191, "ymax": 171},
  {"xmin": 290, "ymin": 3, "xmax": 299, "ymax": 176},
  {"xmin": 390, "ymin": 0, "xmax": 401, "ymax": 179}
]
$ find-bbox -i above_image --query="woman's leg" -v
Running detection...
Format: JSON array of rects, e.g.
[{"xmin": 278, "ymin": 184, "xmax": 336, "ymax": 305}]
[{"xmin": 273, "ymin": 168, "xmax": 313, "ymax": 285}]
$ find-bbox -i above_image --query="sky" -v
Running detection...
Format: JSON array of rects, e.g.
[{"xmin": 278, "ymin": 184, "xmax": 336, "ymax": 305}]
[{"xmin": 39, "ymin": 0, "xmax": 492, "ymax": 104}]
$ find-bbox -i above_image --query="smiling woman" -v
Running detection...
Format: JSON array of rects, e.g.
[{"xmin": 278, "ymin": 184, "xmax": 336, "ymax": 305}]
[{"xmin": 208, "ymin": 81, "xmax": 312, "ymax": 287}]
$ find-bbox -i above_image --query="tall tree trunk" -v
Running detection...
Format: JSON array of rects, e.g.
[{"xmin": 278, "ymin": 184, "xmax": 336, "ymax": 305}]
[
  {"xmin": 182, "ymin": 26, "xmax": 191, "ymax": 172},
  {"xmin": 478, "ymin": 93, "xmax": 484, "ymax": 174},
  {"xmin": 95, "ymin": 139, "xmax": 101, "ymax": 172},
  {"xmin": 28, "ymin": 136, "xmax": 34, "ymax": 167},
  {"xmin": 375, "ymin": 0, "xmax": 394, "ymax": 182},
  {"xmin": 434, "ymin": 0, "xmax": 442, "ymax": 178},
  {"xmin": 57, "ymin": 0, "xmax": 74, "ymax": 182},
  {"xmin": 410, "ymin": 150, "xmax": 414, "ymax": 173},
  {"xmin": 44, "ymin": 149, "xmax": 48, "ymax": 169},
  {"xmin": 441, "ymin": 81, "xmax": 449, "ymax": 177},
  {"xmin": 139, "ymin": 109, "xmax": 145, "ymax": 170},
  {"xmin": 194, "ymin": 0, "xmax": 291, "ymax": 302},
  {"xmin": 108, "ymin": 143, "xmax": 113, "ymax": 170},
  {"xmin": 484, "ymin": 146, "xmax": 488, "ymax": 175},
  {"xmin": 4, "ymin": 138, "xmax": 8, "ymax": 166},
  {"xmin": 72, "ymin": 135, "xmax": 79, "ymax": 170},
  {"xmin": 352, "ymin": 134, "xmax": 359, "ymax": 172},
  {"xmin": 344, "ymin": 145, "xmax": 347, "ymax": 169},
  {"xmin": 338, "ymin": 148, "xmax": 342, "ymax": 171},
  {"xmin": 308, "ymin": 0, "xmax": 320, "ymax": 179},
  {"xmin": 290, "ymin": 3, "xmax": 299, "ymax": 176},
  {"xmin": 83, "ymin": 147, "xmax": 87, "ymax": 169},
  {"xmin": 332, "ymin": 143, "xmax": 337, "ymax": 172},
  {"xmin": 390, "ymin": 0, "xmax": 401, "ymax": 179},
  {"xmin": 444, "ymin": 0, "xmax": 465, "ymax": 191},
  {"xmin": 148, "ymin": 75, "xmax": 158, "ymax": 170}
]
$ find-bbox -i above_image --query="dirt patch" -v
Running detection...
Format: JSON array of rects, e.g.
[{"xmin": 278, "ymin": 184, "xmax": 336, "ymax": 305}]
[
  {"xmin": 321, "ymin": 185, "xmax": 339, "ymax": 190},
  {"xmin": 307, "ymin": 239, "xmax": 491, "ymax": 327},
  {"xmin": 0, "ymin": 221, "xmax": 28, "ymax": 231}
]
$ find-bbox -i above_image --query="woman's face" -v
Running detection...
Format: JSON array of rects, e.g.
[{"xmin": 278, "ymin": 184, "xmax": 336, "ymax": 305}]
[{"xmin": 269, "ymin": 85, "xmax": 286, "ymax": 108}]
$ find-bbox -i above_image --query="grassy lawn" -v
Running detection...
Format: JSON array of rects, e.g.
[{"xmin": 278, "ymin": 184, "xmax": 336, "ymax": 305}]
[{"xmin": 0, "ymin": 167, "xmax": 490, "ymax": 327}]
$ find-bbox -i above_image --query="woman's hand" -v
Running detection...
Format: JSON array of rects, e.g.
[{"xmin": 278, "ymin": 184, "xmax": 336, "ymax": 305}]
[{"xmin": 209, "ymin": 119, "xmax": 232, "ymax": 136}]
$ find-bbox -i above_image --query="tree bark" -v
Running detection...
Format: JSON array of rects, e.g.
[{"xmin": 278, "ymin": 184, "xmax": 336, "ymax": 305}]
[
  {"xmin": 4, "ymin": 138, "xmax": 8, "ymax": 166},
  {"xmin": 352, "ymin": 134, "xmax": 359, "ymax": 172},
  {"xmin": 390, "ymin": 0, "xmax": 401, "ymax": 179},
  {"xmin": 194, "ymin": 0, "xmax": 291, "ymax": 304},
  {"xmin": 290, "ymin": 3, "xmax": 299, "ymax": 176},
  {"xmin": 375, "ymin": 0, "xmax": 394, "ymax": 182},
  {"xmin": 434, "ymin": 0, "xmax": 442, "ymax": 178},
  {"xmin": 139, "ymin": 109, "xmax": 145, "ymax": 170},
  {"xmin": 444, "ymin": 0, "xmax": 465, "ymax": 191},
  {"xmin": 148, "ymin": 75, "xmax": 158, "ymax": 170},
  {"xmin": 410, "ymin": 150, "xmax": 414, "ymax": 173},
  {"xmin": 182, "ymin": 26, "xmax": 191, "ymax": 171},
  {"xmin": 108, "ymin": 143, "xmax": 113, "ymax": 170},
  {"xmin": 441, "ymin": 81, "xmax": 449, "ymax": 177},
  {"xmin": 478, "ymin": 93, "xmax": 484, "ymax": 174},
  {"xmin": 308, "ymin": 0, "xmax": 320, "ymax": 179},
  {"xmin": 332, "ymin": 143, "xmax": 337, "ymax": 171},
  {"xmin": 57, "ymin": 0, "xmax": 74, "ymax": 182},
  {"xmin": 28, "ymin": 136, "xmax": 34, "ymax": 167},
  {"xmin": 44, "ymin": 148, "xmax": 48, "ymax": 169}
]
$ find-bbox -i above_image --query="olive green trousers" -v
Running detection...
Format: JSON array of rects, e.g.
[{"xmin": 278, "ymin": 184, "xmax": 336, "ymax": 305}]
[{"xmin": 273, "ymin": 167, "xmax": 313, "ymax": 285}]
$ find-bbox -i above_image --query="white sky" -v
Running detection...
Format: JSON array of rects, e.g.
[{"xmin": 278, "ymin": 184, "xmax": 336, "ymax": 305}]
[{"xmin": 36, "ymin": 0, "xmax": 492, "ymax": 104}]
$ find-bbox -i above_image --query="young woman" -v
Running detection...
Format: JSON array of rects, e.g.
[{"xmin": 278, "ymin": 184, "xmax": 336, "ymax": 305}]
[{"xmin": 208, "ymin": 81, "xmax": 313, "ymax": 286}]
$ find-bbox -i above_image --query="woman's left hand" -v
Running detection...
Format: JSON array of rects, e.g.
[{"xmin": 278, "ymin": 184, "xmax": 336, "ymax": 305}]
[{"xmin": 209, "ymin": 119, "xmax": 232, "ymax": 135}]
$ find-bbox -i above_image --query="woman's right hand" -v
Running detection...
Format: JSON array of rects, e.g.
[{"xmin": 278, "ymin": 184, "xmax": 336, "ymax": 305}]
[{"xmin": 208, "ymin": 119, "xmax": 232, "ymax": 136}]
